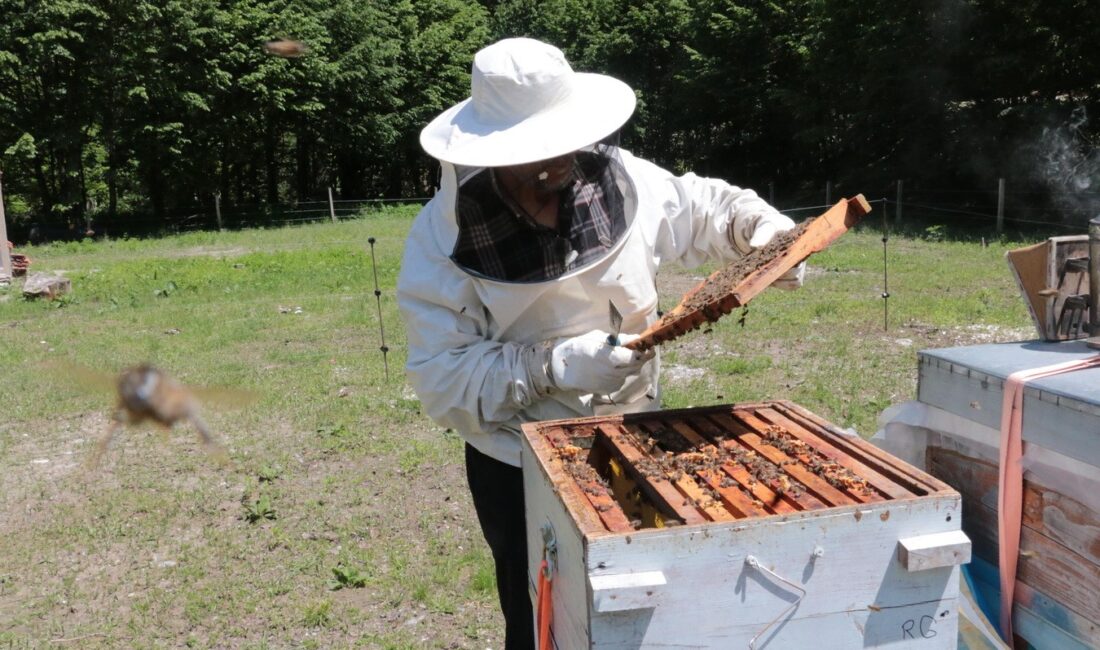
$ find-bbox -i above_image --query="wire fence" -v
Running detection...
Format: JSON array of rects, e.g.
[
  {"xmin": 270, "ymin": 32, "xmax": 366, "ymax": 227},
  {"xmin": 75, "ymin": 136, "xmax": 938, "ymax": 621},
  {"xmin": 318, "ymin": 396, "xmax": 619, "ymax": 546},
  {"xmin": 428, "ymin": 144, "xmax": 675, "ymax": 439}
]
[
  {"xmin": 778, "ymin": 181, "xmax": 1099, "ymax": 236},
  {"xmin": 14, "ymin": 196, "xmax": 431, "ymax": 243},
  {"xmin": 10, "ymin": 177, "xmax": 1100, "ymax": 245}
]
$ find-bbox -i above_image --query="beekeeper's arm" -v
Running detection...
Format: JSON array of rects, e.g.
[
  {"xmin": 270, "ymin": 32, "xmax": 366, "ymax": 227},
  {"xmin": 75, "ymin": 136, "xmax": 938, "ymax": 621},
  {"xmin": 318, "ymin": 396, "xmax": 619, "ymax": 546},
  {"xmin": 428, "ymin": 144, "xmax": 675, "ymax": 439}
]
[
  {"xmin": 627, "ymin": 151, "xmax": 804, "ymax": 289},
  {"xmin": 397, "ymin": 225, "xmax": 651, "ymax": 439}
]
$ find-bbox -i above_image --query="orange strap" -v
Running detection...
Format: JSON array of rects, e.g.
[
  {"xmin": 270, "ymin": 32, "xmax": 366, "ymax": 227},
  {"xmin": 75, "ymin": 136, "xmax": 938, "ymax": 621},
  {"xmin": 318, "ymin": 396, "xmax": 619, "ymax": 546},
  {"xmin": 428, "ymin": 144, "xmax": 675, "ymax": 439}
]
[
  {"xmin": 536, "ymin": 559, "xmax": 553, "ymax": 649},
  {"xmin": 998, "ymin": 355, "xmax": 1100, "ymax": 642}
]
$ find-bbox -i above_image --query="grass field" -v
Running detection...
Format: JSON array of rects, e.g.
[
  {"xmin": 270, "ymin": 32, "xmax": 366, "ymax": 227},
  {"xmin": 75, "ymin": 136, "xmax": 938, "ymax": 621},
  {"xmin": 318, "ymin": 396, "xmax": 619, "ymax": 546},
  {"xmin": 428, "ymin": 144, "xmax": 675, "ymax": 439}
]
[{"xmin": 0, "ymin": 207, "xmax": 1035, "ymax": 648}]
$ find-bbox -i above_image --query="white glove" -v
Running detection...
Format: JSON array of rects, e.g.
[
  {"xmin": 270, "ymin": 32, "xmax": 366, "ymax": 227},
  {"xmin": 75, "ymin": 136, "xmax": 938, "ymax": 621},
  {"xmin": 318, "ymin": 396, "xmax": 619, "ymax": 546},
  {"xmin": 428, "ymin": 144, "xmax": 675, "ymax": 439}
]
[
  {"xmin": 732, "ymin": 211, "xmax": 804, "ymax": 290},
  {"xmin": 733, "ymin": 211, "xmax": 795, "ymax": 251},
  {"xmin": 534, "ymin": 330, "xmax": 654, "ymax": 396}
]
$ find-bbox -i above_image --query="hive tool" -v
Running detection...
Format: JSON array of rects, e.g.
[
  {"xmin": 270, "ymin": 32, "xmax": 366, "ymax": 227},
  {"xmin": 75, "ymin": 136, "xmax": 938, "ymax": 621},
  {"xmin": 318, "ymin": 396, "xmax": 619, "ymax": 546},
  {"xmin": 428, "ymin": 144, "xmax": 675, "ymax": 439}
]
[{"xmin": 607, "ymin": 300, "xmax": 623, "ymax": 346}]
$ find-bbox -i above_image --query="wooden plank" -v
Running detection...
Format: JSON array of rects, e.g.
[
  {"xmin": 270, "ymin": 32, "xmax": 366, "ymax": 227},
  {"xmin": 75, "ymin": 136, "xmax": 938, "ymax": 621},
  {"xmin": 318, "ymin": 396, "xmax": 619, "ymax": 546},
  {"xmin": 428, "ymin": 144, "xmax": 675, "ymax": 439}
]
[
  {"xmin": 682, "ymin": 415, "xmax": 798, "ymax": 515},
  {"xmin": 625, "ymin": 195, "xmax": 871, "ymax": 351},
  {"xmin": 704, "ymin": 411, "xmax": 831, "ymax": 514},
  {"xmin": 521, "ymin": 440, "xmax": 593, "ymax": 650},
  {"xmin": 775, "ymin": 400, "xmax": 950, "ymax": 494},
  {"xmin": 595, "ymin": 423, "xmax": 708, "ymax": 526},
  {"xmin": 589, "ymin": 570, "xmax": 667, "ymax": 613},
  {"xmin": 963, "ymin": 504, "xmax": 1100, "ymax": 625},
  {"xmin": 698, "ymin": 413, "xmax": 830, "ymax": 512},
  {"xmin": 898, "ymin": 530, "xmax": 972, "ymax": 572},
  {"xmin": 771, "ymin": 401, "xmax": 946, "ymax": 494},
  {"xmin": 968, "ymin": 555, "xmax": 1100, "ymax": 650},
  {"xmin": 725, "ymin": 409, "xmax": 869, "ymax": 507},
  {"xmin": 538, "ymin": 425, "xmax": 634, "ymax": 534},
  {"xmin": 751, "ymin": 407, "xmax": 889, "ymax": 503},
  {"xmin": 657, "ymin": 419, "xmax": 771, "ymax": 518},
  {"xmin": 628, "ymin": 420, "xmax": 739, "ymax": 522},
  {"xmin": 929, "ymin": 446, "xmax": 1100, "ymax": 567},
  {"xmin": 746, "ymin": 407, "xmax": 916, "ymax": 501},
  {"xmin": 928, "ymin": 447, "xmax": 1100, "ymax": 625}
]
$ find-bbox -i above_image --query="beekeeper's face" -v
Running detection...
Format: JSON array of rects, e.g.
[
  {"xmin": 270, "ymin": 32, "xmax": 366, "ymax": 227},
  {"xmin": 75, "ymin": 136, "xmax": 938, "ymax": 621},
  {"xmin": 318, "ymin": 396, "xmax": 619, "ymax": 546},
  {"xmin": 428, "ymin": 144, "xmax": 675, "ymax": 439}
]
[{"xmin": 497, "ymin": 153, "xmax": 578, "ymax": 194}]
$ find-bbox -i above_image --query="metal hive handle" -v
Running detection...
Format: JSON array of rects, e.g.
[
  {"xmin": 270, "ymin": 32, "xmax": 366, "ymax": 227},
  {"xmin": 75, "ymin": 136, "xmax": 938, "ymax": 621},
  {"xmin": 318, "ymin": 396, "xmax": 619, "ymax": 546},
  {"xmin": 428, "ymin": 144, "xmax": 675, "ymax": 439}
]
[{"xmin": 744, "ymin": 554, "xmax": 808, "ymax": 650}]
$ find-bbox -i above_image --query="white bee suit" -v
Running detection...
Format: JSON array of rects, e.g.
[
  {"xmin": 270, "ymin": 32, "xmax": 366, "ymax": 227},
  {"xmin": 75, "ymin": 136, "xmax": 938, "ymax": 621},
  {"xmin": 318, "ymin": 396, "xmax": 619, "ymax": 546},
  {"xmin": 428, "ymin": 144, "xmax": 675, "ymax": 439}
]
[{"xmin": 397, "ymin": 148, "xmax": 794, "ymax": 467}]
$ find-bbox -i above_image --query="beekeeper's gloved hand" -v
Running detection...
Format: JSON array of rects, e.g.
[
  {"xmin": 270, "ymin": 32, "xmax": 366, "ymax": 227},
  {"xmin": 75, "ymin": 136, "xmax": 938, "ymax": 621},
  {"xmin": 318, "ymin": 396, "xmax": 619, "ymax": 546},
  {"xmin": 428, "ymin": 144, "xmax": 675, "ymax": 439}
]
[
  {"xmin": 730, "ymin": 211, "xmax": 805, "ymax": 290},
  {"xmin": 531, "ymin": 330, "xmax": 654, "ymax": 396}
]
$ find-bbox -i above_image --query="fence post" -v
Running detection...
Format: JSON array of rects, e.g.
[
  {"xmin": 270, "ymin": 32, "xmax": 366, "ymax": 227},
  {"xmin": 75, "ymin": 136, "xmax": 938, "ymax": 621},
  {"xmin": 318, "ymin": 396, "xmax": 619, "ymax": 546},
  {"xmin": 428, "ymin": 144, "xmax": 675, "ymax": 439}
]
[
  {"xmin": 328, "ymin": 187, "xmax": 337, "ymax": 223},
  {"xmin": 825, "ymin": 180, "xmax": 832, "ymax": 206},
  {"xmin": 0, "ymin": 170, "xmax": 11, "ymax": 284},
  {"xmin": 895, "ymin": 180, "xmax": 903, "ymax": 222},
  {"xmin": 214, "ymin": 192, "xmax": 223, "ymax": 231},
  {"xmin": 996, "ymin": 178, "xmax": 1005, "ymax": 234}
]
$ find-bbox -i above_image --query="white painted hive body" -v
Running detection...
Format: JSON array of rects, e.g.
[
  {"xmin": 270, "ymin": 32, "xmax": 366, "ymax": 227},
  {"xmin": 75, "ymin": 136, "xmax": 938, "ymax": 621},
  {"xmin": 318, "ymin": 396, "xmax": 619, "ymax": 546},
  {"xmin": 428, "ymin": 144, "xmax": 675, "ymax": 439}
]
[{"xmin": 521, "ymin": 400, "xmax": 969, "ymax": 649}]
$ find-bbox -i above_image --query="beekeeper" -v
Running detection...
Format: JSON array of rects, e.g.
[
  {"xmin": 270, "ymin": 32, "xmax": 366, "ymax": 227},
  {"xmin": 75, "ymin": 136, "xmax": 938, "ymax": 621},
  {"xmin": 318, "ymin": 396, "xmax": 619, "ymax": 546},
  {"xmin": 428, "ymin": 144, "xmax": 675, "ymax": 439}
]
[{"xmin": 397, "ymin": 37, "xmax": 803, "ymax": 649}]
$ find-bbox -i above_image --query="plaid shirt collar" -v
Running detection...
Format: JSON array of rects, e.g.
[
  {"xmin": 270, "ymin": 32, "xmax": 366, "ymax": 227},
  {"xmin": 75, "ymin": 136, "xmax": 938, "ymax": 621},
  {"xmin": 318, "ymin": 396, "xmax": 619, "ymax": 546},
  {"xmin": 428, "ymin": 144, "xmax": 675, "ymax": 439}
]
[{"xmin": 451, "ymin": 152, "xmax": 627, "ymax": 282}]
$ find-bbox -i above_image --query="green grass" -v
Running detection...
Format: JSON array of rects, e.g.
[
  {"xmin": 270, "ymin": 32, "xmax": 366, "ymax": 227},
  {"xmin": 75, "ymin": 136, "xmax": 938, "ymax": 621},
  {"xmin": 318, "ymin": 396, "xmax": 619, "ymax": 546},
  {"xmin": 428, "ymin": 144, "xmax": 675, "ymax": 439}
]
[
  {"xmin": 0, "ymin": 208, "xmax": 499, "ymax": 648},
  {"xmin": 0, "ymin": 211, "xmax": 1037, "ymax": 647}
]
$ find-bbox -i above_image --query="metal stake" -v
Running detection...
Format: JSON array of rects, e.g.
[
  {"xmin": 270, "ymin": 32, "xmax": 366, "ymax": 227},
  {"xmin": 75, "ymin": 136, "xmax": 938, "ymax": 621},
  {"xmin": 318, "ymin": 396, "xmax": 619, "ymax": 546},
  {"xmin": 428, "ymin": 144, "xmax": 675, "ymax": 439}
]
[
  {"xmin": 881, "ymin": 198, "xmax": 890, "ymax": 332},
  {"xmin": 0, "ymin": 170, "xmax": 11, "ymax": 285},
  {"xmin": 367, "ymin": 237, "xmax": 390, "ymax": 381}
]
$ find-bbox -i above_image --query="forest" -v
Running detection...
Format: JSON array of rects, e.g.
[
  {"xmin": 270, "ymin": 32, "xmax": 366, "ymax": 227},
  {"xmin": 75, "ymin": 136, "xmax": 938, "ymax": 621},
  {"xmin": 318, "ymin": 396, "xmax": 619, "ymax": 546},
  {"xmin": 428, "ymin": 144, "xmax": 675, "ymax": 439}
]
[{"xmin": 0, "ymin": 0, "xmax": 1097, "ymax": 239}]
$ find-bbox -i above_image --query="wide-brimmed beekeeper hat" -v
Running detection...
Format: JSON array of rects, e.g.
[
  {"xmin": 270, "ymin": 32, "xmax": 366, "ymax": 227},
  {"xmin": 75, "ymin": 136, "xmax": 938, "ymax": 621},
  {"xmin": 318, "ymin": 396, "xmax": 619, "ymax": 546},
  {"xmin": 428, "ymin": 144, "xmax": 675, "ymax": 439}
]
[{"xmin": 419, "ymin": 38, "xmax": 636, "ymax": 168}]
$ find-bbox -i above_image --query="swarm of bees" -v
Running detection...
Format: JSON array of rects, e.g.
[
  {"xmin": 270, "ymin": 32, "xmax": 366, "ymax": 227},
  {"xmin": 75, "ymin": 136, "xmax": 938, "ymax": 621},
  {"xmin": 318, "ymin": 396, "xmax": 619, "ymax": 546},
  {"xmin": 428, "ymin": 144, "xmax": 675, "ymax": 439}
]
[{"xmin": 49, "ymin": 362, "xmax": 256, "ymax": 469}]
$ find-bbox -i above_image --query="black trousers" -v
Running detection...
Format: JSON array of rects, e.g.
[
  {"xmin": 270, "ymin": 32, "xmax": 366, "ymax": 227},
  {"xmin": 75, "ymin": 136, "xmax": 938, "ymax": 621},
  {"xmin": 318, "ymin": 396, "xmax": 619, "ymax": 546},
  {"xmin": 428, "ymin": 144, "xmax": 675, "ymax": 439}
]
[{"xmin": 465, "ymin": 443, "xmax": 536, "ymax": 650}]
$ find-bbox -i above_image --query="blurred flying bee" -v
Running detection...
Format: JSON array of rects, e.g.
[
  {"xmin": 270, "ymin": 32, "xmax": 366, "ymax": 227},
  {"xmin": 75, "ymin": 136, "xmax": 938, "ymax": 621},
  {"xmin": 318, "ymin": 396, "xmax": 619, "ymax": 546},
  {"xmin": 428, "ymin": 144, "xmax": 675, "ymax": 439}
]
[
  {"xmin": 262, "ymin": 38, "xmax": 309, "ymax": 58},
  {"xmin": 49, "ymin": 362, "xmax": 256, "ymax": 468}
]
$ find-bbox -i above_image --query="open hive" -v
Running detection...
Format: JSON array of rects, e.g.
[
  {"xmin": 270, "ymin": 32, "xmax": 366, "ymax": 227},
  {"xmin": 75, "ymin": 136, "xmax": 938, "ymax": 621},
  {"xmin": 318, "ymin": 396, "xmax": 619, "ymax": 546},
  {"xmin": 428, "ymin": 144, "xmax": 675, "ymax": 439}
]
[
  {"xmin": 529, "ymin": 400, "xmax": 944, "ymax": 534},
  {"xmin": 521, "ymin": 401, "xmax": 970, "ymax": 649}
]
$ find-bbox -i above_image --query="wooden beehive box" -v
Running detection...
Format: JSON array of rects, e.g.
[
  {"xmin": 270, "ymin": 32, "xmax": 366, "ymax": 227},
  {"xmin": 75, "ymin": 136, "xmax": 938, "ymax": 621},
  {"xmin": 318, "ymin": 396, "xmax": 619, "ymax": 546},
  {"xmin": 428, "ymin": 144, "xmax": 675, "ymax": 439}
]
[
  {"xmin": 914, "ymin": 340, "xmax": 1100, "ymax": 647},
  {"xmin": 521, "ymin": 401, "xmax": 969, "ymax": 649}
]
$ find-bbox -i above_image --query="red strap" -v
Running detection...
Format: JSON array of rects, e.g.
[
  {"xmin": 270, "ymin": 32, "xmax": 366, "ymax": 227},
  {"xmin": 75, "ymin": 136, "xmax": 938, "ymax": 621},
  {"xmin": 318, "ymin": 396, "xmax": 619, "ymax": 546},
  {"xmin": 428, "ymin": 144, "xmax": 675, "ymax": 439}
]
[
  {"xmin": 998, "ymin": 355, "xmax": 1100, "ymax": 642},
  {"xmin": 536, "ymin": 559, "xmax": 553, "ymax": 649}
]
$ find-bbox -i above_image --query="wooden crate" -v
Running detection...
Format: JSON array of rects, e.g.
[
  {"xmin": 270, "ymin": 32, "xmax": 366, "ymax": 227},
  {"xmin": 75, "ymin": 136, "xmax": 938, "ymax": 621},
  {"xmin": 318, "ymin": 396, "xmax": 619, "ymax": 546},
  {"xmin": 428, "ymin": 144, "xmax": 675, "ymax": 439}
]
[{"xmin": 521, "ymin": 400, "xmax": 969, "ymax": 649}]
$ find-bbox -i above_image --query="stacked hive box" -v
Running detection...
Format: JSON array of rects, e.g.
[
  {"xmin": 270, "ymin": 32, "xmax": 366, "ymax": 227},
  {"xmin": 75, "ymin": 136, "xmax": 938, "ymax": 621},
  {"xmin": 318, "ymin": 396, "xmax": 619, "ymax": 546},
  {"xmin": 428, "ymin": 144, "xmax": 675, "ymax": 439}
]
[
  {"xmin": 522, "ymin": 400, "xmax": 969, "ymax": 649},
  {"xmin": 903, "ymin": 340, "xmax": 1100, "ymax": 648}
]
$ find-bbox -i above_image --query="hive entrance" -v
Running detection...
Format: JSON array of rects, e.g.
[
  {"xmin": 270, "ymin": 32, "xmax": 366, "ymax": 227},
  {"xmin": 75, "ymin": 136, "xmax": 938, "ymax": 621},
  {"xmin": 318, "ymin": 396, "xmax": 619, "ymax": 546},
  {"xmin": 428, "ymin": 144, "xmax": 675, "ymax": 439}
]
[{"xmin": 540, "ymin": 402, "xmax": 933, "ymax": 533}]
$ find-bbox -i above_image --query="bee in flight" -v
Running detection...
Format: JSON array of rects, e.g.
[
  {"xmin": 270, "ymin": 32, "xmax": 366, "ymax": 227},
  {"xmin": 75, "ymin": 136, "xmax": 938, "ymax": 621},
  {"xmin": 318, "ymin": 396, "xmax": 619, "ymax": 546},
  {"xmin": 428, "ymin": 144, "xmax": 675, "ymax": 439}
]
[
  {"xmin": 262, "ymin": 38, "xmax": 309, "ymax": 58},
  {"xmin": 51, "ymin": 362, "xmax": 255, "ymax": 468}
]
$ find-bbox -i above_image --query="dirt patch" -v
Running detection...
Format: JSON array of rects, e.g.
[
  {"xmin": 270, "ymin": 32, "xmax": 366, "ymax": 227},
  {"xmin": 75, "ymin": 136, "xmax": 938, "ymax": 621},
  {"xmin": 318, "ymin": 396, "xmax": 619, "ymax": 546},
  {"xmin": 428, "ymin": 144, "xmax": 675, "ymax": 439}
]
[{"xmin": 897, "ymin": 322, "xmax": 1035, "ymax": 348}]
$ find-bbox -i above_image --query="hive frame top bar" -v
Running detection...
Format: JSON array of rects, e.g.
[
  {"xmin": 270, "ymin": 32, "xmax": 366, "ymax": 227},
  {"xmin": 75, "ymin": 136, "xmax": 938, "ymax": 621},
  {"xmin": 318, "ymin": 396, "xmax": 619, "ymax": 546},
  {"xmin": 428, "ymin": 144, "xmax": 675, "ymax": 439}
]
[{"xmin": 522, "ymin": 400, "xmax": 956, "ymax": 537}]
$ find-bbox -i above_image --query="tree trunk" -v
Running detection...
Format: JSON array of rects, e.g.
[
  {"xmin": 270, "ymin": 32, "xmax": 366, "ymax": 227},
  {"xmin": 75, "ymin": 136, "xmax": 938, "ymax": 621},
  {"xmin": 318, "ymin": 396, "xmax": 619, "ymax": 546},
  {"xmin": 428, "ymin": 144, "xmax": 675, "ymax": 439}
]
[
  {"xmin": 295, "ymin": 127, "xmax": 311, "ymax": 200},
  {"xmin": 147, "ymin": 153, "xmax": 165, "ymax": 222},
  {"xmin": 265, "ymin": 112, "xmax": 278, "ymax": 206},
  {"xmin": 219, "ymin": 137, "xmax": 231, "ymax": 205},
  {"xmin": 32, "ymin": 152, "xmax": 52, "ymax": 219}
]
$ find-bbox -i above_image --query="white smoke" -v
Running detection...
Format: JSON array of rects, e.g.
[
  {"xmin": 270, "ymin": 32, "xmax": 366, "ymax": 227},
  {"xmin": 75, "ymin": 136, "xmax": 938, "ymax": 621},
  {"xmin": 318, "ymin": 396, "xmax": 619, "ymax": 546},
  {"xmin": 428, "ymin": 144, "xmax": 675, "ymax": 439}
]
[{"xmin": 1039, "ymin": 105, "xmax": 1099, "ymax": 199}]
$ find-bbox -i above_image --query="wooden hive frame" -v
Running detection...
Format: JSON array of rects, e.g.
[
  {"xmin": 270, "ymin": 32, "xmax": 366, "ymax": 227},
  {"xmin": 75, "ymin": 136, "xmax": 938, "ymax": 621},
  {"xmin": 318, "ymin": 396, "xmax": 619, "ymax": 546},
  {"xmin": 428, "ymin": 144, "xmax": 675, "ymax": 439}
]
[
  {"xmin": 626, "ymin": 195, "xmax": 872, "ymax": 352},
  {"xmin": 526, "ymin": 400, "xmax": 956, "ymax": 536}
]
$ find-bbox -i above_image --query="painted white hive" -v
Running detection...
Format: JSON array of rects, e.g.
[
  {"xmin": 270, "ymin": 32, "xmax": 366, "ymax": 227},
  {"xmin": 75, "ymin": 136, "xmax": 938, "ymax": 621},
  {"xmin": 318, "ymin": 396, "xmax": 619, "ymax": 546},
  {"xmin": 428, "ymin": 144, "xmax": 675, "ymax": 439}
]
[{"xmin": 521, "ymin": 400, "xmax": 969, "ymax": 649}]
